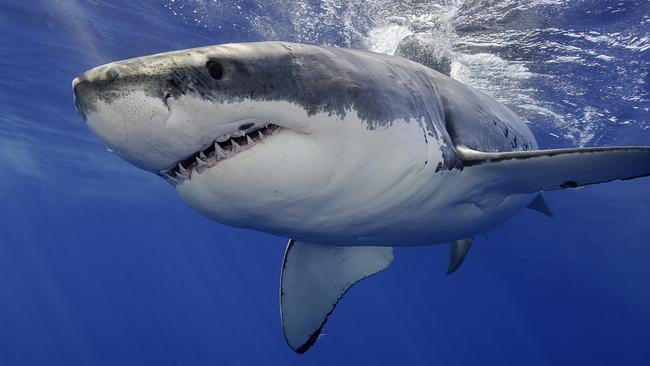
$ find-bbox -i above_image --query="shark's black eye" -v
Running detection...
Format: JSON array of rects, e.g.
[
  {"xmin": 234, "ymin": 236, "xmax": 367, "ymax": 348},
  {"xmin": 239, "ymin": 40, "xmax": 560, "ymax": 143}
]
[{"xmin": 206, "ymin": 60, "xmax": 223, "ymax": 80}]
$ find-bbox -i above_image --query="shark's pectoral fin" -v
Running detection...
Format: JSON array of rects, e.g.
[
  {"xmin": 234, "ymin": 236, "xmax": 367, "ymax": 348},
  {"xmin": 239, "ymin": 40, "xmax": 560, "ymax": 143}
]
[
  {"xmin": 527, "ymin": 193, "xmax": 554, "ymax": 217},
  {"xmin": 280, "ymin": 240, "xmax": 393, "ymax": 353},
  {"xmin": 457, "ymin": 145, "xmax": 650, "ymax": 193},
  {"xmin": 447, "ymin": 237, "xmax": 473, "ymax": 275}
]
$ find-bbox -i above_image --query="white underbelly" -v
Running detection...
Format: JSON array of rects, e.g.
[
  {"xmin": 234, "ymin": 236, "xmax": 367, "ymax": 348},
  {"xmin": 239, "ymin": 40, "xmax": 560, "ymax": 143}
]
[
  {"xmin": 258, "ymin": 169, "xmax": 534, "ymax": 246},
  {"xmin": 174, "ymin": 110, "xmax": 533, "ymax": 246}
]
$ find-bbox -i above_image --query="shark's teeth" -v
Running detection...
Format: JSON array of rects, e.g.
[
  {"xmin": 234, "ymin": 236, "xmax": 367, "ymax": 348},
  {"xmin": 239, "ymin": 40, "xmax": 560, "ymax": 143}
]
[
  {"xmin": 215, "ymin": 142, "xmax": 227, "ymax": 159},
  {"xmin": 232, "ymin": 139, "xmax": 242, "ymax": 153},
  {"xmin": 164, "ymin": 173, "xmax": 179, "ymax": 183},
  {"xmin": 162, "ymin": 123, "xmax": 281, "ymax": 185}
]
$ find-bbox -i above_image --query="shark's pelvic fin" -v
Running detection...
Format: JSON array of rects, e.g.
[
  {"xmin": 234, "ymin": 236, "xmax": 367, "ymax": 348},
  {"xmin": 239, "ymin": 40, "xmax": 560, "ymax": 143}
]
[
  {"xmin": 527, "ymin": 193, "xmax": 554, "ymax": 217},
  {"xmin": 456, "ymin": 145, "xmax": 650, "ymax": 193},
  {"xmin": 447, "ymin": 237, "xmax": 473, "ymax": 275},
  {"xmin": 280, "ymin": 240, "xmax": 393, "ymax": 354}
]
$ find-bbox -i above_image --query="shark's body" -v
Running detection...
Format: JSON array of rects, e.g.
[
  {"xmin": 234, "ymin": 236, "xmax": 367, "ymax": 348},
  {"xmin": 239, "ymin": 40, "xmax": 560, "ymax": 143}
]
[{"xmin": 73, "ymin": 41, "xmax": 650, "ymax": 353}]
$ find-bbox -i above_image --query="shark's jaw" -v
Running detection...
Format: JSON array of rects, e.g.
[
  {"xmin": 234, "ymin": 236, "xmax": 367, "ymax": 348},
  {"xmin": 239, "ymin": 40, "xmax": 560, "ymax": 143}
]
[
  {"xmin": 173, "ymin": 108, "xmax": 441, "ymax": 244},
  {"xmin": 159, "ymin": 123, "xmax": 282, "ymax": 185}
]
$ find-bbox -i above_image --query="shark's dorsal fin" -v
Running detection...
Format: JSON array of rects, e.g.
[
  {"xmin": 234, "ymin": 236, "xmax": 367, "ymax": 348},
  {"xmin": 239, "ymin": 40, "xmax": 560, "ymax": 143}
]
[
  {"xmin": 456, "ymin": 145, "xmax": 650, "ymax": 193},
  {"xmin": 447, "ymin": 237, "xmax": 473, "ymax": 275},
  {"xmin": 527, "ymin": 193, "xmax": 554, "ymax": 217},
  {"xmin": 280, "ymin": 240, "xmax": 393, "ymax": 353}
]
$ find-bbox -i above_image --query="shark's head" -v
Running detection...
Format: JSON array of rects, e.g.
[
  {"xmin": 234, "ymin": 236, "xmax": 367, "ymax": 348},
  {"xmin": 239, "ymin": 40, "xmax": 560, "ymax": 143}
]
[{"xmin": 73, "ymin": 42, "xmax": 450, "ymax": 242}]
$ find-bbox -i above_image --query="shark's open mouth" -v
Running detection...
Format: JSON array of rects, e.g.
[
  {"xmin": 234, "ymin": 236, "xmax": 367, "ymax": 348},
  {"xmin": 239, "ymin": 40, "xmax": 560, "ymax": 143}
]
[{"xmin": 160, "ymin": 124, "xmax": 281, "ymax": 184}]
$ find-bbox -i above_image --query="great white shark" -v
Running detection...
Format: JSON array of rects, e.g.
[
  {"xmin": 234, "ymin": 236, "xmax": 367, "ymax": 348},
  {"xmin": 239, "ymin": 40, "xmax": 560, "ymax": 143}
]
[{"xmin": 72, "ymin": 41, "xmax": 650, "ymax": 353}]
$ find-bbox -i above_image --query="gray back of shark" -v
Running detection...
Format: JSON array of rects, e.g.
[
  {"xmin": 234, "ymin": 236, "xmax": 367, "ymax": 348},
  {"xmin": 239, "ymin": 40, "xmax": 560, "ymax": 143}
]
[{"xmin": 74, "ymin": 42, "xmax": 535, "ymax": 172}]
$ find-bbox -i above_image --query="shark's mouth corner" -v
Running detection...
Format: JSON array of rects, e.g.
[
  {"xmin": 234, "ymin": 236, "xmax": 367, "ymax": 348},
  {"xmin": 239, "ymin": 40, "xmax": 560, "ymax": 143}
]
[{"xmin": 159, "ymin": 124, "xmax": 281, "ymax": 184}]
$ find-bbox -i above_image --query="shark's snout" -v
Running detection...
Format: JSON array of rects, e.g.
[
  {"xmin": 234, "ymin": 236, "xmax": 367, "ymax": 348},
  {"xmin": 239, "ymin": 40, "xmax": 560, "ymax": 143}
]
[
  {"xmin": 72, "ymin": 76, "xmax": 90, "ymax": 120},
  {"xmin": 72, "ymin": 63, "xmax": 131, "ymax": 120},
  {"xmin": 71, "ymin": 59, "xmax": 180, "ymax": 172},
  {"xmin": 74, "ymin": 62, "xmax": 128, "ymax": 85},
  {"xmin": 72, "ymin": 76, "xmax": 93, "ymax": 121},
  {"xmin": 72, "ymin": 77, "xmax": 84, "ymax": 120}
]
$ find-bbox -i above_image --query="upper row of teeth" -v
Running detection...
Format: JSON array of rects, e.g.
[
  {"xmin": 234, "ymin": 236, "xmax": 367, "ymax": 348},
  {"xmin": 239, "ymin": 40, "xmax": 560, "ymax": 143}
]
[
  {"xmin": 161, "ymin": 125, "xmax": 275, "ymax": 183},
  {"xmin": 214, "ymin": 129, "xmax": 260, "ymax": 142}
]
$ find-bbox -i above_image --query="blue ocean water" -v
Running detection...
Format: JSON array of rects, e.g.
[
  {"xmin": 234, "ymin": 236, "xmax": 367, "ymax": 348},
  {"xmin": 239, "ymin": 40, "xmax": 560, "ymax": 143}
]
[{"xmin": 1, "ymin": 0, "xmax": 649, "ymax": 365}]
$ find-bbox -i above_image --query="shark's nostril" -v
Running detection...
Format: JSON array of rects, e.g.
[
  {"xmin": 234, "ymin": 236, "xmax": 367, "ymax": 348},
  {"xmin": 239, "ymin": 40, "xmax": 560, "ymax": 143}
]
[{"xmin": 105, "ymin": 68, "xmax": 119, "ymax": 82}]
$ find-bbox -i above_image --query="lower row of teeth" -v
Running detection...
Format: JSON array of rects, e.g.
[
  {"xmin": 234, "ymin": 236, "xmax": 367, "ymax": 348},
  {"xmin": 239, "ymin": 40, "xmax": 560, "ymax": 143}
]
[{"xmin": 161, "ymin": 125, "xmax": 277, "ymax": 183}]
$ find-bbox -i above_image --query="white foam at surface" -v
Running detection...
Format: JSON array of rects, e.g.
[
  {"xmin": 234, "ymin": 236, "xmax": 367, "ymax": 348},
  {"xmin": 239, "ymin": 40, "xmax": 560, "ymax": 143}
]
[
  {"xmin": 159, "ymin": 0, "xmax": 650, "ymax": 147},
  {"xmin": 365, "ymin": 25, "xmax": 412, "ymax": 55}
]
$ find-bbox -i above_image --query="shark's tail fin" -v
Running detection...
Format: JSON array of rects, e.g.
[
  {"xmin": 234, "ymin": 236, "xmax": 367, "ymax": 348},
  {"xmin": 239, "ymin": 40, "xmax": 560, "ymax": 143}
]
[{"xmin": 457, "ymin": 145, "xmax": 650, "ymax": 193}]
